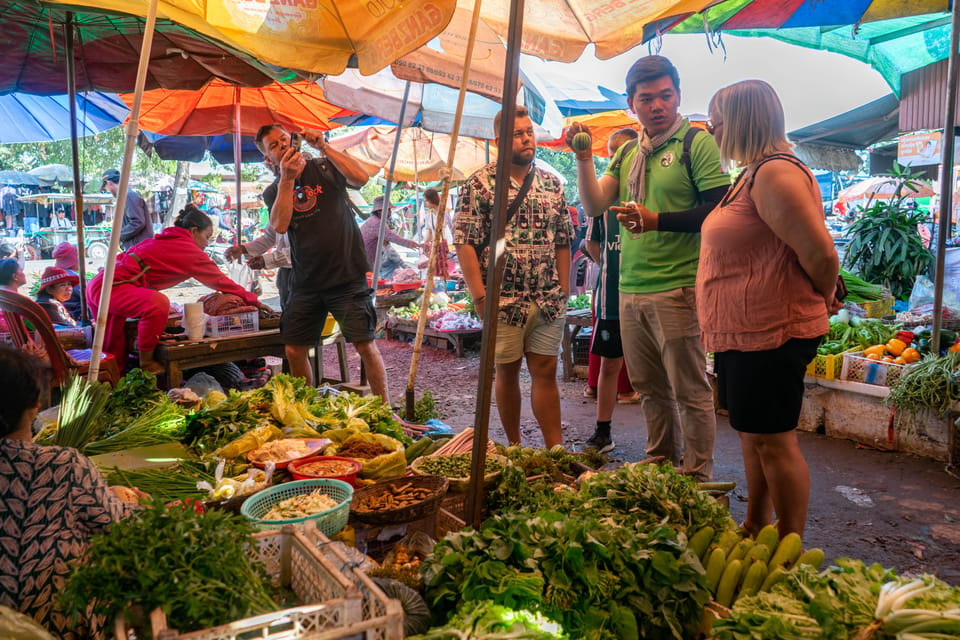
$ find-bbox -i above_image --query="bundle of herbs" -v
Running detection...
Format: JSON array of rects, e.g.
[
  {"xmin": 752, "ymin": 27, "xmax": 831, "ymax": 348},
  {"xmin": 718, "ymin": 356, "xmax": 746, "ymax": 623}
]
[
  {"xmin": 103, "ymin": 465, "xmax": 214, "ymax": 503},
  {"xmin": 60, "ymin": 501, "xmax": 277, "ymax": 635}
]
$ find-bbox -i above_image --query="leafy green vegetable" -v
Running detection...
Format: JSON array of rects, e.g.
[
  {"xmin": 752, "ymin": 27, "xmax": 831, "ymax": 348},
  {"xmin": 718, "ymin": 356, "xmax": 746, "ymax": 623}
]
[
  {"xmin": 60, "ymin": 501, "xmax": 276, "ymax": 634},
  {"xmin": 311, "ymin": 391, "xmax": 410, "ymax": 444},
  {"xmin": 408, "ymin": 600, "xmax": 568, "ymax": 639},
  {"xmin": 413, "ymin": 389, "xmax": 440, "ymax": 423},
  {"xmin": 423, "ymin": 508, "xmax": 710, "ymax": 640}
]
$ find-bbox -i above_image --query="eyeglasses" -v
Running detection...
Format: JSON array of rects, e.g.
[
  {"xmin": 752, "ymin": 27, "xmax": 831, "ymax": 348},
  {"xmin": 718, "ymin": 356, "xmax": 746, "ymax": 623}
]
[{"xmin": 706, "ymin": 120, "xmax": 722, "ymax": 135}]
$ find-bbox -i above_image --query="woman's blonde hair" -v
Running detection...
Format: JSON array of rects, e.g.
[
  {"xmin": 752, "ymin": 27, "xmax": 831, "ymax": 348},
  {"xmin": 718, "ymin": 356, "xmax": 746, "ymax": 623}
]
[{"xmin": 709, "ymin": 79, "xmax": 792, "ymax": 167}]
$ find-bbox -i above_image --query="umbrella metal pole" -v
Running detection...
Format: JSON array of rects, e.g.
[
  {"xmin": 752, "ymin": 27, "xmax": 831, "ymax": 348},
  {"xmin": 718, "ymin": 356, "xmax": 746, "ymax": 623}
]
[
  {"xmin": 88, "ymin": 0, "xmax": 159, "ymax": 381},
  {"xmin": 467, "ymin": 0, "xmax": 525, "ymax": 528},
  {"xmin": 932, "ymin": 0, "xmax": 960, "ymax": 356},
  {"xmin": 371, "ymin": 81, "xmax": 412, "ymax": 286},
  {"xmin": 406, "ymin": 0, "xmax": 484, "ymax": 421},
  {"xmin": 234, "ymin": 87, "xmax": 243, "ymax": 248},
  {"xmin": 65, "ymin": 13, "xmax": 88, "ymax": 323}
]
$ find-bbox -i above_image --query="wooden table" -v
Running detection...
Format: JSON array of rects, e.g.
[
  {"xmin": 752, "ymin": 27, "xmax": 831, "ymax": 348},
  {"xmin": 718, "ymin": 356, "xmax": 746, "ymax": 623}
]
[
  {"xmin": 383, "ymin": 315, "xmax": 481, "ymax": 358},
  {"xmin": 154, "ymin": 329, "xmax": 287, "ymax": 389},
  {"xmin": 561, "ymin": 308, "xmax": 593, "ymax": 381}
]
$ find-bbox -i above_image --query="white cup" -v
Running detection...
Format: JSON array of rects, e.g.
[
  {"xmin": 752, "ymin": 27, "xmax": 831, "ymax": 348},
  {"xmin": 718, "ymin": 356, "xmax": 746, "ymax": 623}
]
[
  {"xmin": 186, "ymin": 318, "xmax": 205, "ymax": 341},
  {"xmin": 183, "ymin": 302, "xmax": 203, "ymax": 322}
]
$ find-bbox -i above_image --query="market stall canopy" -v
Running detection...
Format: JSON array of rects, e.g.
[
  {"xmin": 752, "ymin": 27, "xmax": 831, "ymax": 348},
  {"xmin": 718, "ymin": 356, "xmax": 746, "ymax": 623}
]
[
  {"xmin": 0, "ymin": 170, "xmax": 41, "ymax": 186},
  {"xmin": 138, "ymin": 131, "xmax": 262, "ymax": 164},
  {"xmin": 123, "ymin": 81, "xmax": 351, "ymax": 137},
  {"xmin": 18, "ymin": 192, "xmax": 115, "ymax": 206},
  {"xmin": 48, "ymin": 0, "xmax": 459, "ymax": 76},
  {"xmin": 0, "ymin": 0, "xmax": 293, "ymax": 94},
  {"xmin": 28, "ymin": 164, "xmax": 83, "ymax": 187},
  {"xmin": 0, "ymin": 91, "xmax": 129, "ymax": 143},
  {"xmin": 786, "ymin": 94, "xmax": 900, "ymax": 171},
  {"xmin": 328, "ymin": 126, "xmax": 490, "ymax": 182}
]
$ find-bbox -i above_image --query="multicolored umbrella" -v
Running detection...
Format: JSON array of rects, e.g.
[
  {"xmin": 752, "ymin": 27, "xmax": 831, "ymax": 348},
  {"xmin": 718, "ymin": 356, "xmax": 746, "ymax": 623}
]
[
  {"xmin": 837, "ymin": 176, "xmax": 936, "ymax": 204},
  {"xmin": 1, "ymin": 0, "xmax": 289, "ymax": 93},
  {"xmin": 649, "ymin": 2, "xmax": 952, "ymax": 94}
]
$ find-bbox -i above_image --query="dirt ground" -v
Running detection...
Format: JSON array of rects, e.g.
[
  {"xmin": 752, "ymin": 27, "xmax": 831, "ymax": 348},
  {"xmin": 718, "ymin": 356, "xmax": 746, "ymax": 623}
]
[{"xmin": 27, "ymin": 259, "xmax": 960, "ymax": 583}]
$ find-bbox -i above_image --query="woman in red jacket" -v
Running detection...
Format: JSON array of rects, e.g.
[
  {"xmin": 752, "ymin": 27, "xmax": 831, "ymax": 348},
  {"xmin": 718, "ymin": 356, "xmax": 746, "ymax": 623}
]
[{"xmin": 88, "ymin": 204, "xmax": 266, "ymax": 374}]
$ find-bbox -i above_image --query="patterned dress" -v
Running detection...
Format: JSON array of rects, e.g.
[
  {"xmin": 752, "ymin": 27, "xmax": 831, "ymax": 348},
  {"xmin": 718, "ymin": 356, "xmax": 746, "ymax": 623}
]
[{"xmin": 0, "ymin": 439, "xmax": 131, "ymax": 639}]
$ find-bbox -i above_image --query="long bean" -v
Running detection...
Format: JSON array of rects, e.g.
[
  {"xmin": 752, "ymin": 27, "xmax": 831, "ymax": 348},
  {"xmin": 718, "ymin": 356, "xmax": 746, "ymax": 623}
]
[{"xmin": 888, "ymin": 353, "xmax": 960, "ymax": 417}]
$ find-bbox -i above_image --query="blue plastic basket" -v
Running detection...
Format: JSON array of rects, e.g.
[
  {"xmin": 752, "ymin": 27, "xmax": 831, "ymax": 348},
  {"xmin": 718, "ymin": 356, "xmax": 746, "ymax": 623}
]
[{"xmin": 240, "ymin": 478, "xmax": 353, "ymax": 536}]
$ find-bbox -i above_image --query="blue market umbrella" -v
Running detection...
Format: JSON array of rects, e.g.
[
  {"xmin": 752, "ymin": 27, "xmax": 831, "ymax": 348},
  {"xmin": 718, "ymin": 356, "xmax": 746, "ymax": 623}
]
[
  {"xmin": 0, "ymin": 91, "xmax": 129, "ymax": 143},
  {"xmin": 137, "ymin": 131, "xmax": 263, "ymax": 164}
]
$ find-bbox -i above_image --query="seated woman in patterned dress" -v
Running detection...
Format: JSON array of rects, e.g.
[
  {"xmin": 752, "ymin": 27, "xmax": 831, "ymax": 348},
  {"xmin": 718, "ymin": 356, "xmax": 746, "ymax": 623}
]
[{"xmin": 0, "ymin": 345, "xmax": 144, "ymax": 639}]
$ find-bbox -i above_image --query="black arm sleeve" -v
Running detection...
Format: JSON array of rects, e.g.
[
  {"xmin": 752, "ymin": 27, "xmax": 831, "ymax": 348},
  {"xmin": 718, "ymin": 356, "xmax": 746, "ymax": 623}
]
[{"xmin": 655, "ymin": 185, "xmax": 729, "ymax": 233}]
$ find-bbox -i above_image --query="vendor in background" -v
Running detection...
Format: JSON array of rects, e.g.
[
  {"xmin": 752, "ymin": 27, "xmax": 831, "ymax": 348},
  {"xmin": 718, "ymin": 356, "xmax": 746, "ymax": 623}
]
[
  {"xmin": 35, "ymin": 266, "xmax": 79, "ymax": 327},
  {"xmin": 419, "ymin": 188, "xmax": 456, "ymax": 278},
  {"xmin": 52, "ymin": 242, "xmax": 83, "ymax": 322},
  {"xmin": 226, "ymin": 225, "xmax": 292, "ymax": 308},
  {"xmin": 87, "ymin": 204, "xmax": 271, "ymax": 375},
  {"xmin": 0, "ymin": 345, "xmax": 143, "ymax": 639},
  {"xmin": 361, "ymin": 196, "xmax": 424, "ymax": 280},
  {"xmin": 100, "ymin": 168, "xmax": 153, "ymax": 251}
]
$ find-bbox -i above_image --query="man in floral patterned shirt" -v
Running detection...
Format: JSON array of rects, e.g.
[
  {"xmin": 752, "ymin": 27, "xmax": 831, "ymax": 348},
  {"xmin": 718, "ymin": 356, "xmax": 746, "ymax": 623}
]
[{"xmin": 454, "ymin": 105, "xmax": 573, "ymax": 449}]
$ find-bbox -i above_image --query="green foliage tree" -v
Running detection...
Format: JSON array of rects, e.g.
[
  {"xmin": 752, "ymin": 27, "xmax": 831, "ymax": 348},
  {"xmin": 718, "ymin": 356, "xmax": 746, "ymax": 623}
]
[
  {"xmin": 842, "ymin": 163, "xmax": 934, "ymax": 300},
  {"xmin": 536, "ymin": 147, "xmax": 608, "ymax": 204},
  {"xmin": 0, "ymin": 128, "xmax": 176, "ymax": 189}
]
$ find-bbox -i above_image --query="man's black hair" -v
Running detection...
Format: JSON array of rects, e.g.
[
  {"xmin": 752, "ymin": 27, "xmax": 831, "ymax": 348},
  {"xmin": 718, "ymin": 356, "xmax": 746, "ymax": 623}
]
[{"xmin": 624, "ymin": 55, "xmax": 680, "ymax": 97}]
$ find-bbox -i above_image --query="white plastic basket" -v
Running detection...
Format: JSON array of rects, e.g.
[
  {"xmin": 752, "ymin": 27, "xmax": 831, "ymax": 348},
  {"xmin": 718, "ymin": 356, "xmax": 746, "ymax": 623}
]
[{"xmin": 204, "ymin": 310, "xmax": 259, "ymax": 338}]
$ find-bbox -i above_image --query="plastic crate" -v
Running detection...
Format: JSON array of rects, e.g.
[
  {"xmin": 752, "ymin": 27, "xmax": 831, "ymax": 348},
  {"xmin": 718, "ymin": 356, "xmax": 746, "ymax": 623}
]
[
  {"xmin": 805, "ymin": 349, "xmax": 856, "ymax": 380},
  {"xmin": 204, "ymin": 310, "xmax": 259, "ymax": 338},
  {"xmin": 573, "ymin": 329, "xmax": 592, "ymax": 367},
  {"xmin": 303, "ymin": 527, "xmax": 405, "ymax": 640},
  {"xmin": 858, "ymin": 297, "xmax": 895, "ymax": 319},
  {"xmin": 841, "ymin": 351, "xmax": 913, "ymax": 387},
  {"xmin": 117, "ymin": 526, "xmax": 364, "ymax": 640}
]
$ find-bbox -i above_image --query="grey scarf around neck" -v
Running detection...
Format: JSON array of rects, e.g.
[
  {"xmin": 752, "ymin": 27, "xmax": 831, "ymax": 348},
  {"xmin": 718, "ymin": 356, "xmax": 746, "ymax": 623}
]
[{"xmin": 627, "ymin": 113, "xmax": 684, "ymax": 203}]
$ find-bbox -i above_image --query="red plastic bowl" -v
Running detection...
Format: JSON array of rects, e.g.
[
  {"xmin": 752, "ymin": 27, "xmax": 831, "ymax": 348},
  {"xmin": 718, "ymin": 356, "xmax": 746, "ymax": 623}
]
[
  {"xmin": 288, "ymin": 456, "xmax": 363, "ymax": 487},
  {"xmin": 391, "ymin": 280, "xmax": 423, "ymax": 291}
]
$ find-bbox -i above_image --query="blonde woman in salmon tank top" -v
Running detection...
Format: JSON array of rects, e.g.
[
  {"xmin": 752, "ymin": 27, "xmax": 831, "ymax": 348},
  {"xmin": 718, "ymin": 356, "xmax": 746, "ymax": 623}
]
[{"xmin": 697, "ymin": 80, "xmax": 841, "ymax": 538}]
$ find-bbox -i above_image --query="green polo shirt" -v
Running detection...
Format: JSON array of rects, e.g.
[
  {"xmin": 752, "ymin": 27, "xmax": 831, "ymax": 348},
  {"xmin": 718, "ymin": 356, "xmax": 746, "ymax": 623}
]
[{"xmin": 605, "ymin": 120, "xmax": 729, "ymax": 294}]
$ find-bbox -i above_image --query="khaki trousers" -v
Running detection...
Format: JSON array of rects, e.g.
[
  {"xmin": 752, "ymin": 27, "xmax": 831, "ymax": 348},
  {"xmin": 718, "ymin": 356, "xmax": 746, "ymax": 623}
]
[{"xmin": 619, "ymin": 287, "xmax": 716, "ymax": 480}]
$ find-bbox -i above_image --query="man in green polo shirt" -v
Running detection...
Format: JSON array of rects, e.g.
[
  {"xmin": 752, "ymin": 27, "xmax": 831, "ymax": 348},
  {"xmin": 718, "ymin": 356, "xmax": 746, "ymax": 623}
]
[{"xmin": 567, "ymin": 55, "xmax": 730, "ymax": 481}]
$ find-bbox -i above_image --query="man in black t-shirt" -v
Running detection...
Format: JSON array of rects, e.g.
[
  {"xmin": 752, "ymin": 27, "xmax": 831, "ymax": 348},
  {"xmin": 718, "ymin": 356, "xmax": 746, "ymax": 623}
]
[{"xmin": 257, "ymin": 124, "xmax": 391, "ymax": 403}]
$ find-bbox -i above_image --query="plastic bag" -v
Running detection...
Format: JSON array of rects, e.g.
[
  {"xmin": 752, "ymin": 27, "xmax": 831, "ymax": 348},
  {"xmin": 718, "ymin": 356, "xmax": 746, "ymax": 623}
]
[
  {"xmin": 214, "ymin": 423, "xmax": 283, "ymax": 459},
  {"xmin": 909, "ymin": 274, "xmax": 960, "ymax": 312},
  {"xmin": 184, "ymin": 372, "xmax": 224, "ymax": 397},
  {"xmin": 325, "ymin": 432, "xmax": 406, "ymax": 481}
]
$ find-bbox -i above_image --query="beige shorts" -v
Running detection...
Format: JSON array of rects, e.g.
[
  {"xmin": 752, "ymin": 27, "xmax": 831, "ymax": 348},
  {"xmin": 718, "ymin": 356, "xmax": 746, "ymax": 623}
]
[{"xmin": 495, "ymin": 304, "xmax": 564, "ymax": 364}]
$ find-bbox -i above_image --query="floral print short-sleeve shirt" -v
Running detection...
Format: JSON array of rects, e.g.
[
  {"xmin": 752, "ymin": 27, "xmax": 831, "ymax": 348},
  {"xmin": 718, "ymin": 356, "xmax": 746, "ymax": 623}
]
[
  {"xmin": 454, "ymin": 163, "xmax": 573, "ymax": 327},
  {"xmin": 1, "ymin": 439, "xmax": 131, "ymax": 639}
]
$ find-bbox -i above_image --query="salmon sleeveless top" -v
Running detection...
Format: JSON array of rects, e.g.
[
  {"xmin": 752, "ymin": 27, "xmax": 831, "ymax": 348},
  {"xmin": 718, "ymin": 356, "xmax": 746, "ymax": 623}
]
[{"xmin": 696, "ymin": 154, "xmax": 828, "ymax": 352}]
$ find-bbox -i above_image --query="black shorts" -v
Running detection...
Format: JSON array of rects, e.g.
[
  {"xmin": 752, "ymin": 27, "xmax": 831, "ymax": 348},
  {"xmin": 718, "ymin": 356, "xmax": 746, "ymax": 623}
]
[
  {"xmin": 714, "ymin": 336, "xmax": 821, "ymax": 434},
  {"xmin": 590, "ymin": 318, "xmax": 624, "ymax": 359},
  {"xmin": 281, "ymin": 276, "xmax": 376, "ymax": 345}
]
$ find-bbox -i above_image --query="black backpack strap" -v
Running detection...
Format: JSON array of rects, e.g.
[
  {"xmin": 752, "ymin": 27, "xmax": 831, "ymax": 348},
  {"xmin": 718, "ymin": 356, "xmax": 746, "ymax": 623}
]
[{"xmin": 609, "ymin": 139, "xmax": 637, "ymax": 176}]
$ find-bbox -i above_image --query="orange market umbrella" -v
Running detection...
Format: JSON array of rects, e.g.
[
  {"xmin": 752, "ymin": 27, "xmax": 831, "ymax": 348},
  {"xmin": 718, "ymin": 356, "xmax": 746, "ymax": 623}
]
[
  {"xmin": 539, "ymin": 110, "xmax": 638, "ymax": 157},
  {"xmin": 123, "ymin": 80, "xmax": 351, "ymax": 136},
  {"xmin": 327, "ymin": 125, "xmax": 490, "ymax": 182},
  {"xmin": 837, "ymin": 176, "xmax": 936, "ymax": 205}
]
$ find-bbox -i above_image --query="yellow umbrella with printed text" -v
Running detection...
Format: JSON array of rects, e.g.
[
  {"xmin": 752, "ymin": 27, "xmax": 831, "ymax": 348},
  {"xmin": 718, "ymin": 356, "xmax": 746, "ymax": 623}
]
[{"xmin": 47, "ymin": 0, "xmax": 459, "ymax": 76}]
